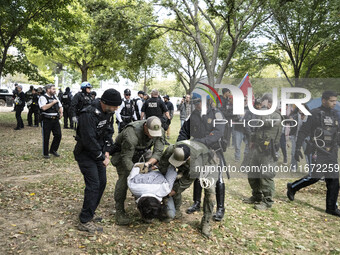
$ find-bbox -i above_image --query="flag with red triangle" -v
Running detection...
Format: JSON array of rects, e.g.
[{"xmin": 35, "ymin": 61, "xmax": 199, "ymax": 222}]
[{"xmin": 238, "ymin": 73, "xmax": 254, "ymax": 103}]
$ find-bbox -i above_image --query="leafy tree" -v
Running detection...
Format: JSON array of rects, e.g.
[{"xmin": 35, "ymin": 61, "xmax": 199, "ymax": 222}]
[
  {"xmin": 157, "ymin": 30, "xmax": 205, "ymax": 94},
  {"xmin": 156, "ymin": 0, "xmax": 280, "ymax": 87},
  {"xmin": 262, "ymin": 0, "xmax": 340, "ymax": 87},
  {"xmin": 87, "ymin": 0, "xmax": 160, "ymax": 82},
  {"xmin": 44, "ymin": 0, "xmax": 160, "ymax": 84},
  {"xmin": 0, "ymin": 0, "xmax": 74, "ymax": 82}
]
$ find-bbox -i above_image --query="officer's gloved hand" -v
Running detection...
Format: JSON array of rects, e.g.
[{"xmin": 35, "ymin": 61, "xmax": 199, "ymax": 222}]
[
  {"xmin": 134, "ymin": 163, "xmax": 149, "ymax": 174},
  {"xmin": 72, "ymin": 116, "xmax": 78, "ymax": 124},
  {"xmin": 294, "ymin": 149, "xmax": 303, "ymax": 162}
]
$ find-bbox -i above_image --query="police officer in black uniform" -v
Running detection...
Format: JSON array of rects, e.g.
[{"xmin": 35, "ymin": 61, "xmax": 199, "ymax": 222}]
[
  {"xmin": 14, "ymin": 85, "xmax": 25, "ymax": 130},
  {"xmin": 74, "ymin": 88, "xmax": 122, "ymax": 233},
  {"xmin": 25, "ymin": 85, "xmax": 35, "ymax": 126},
  {"xmin": 116, "ymin": 89, "xmax": 137, "ymax": 133},
  {"xmin": 70, "ymin": 81, "xmax": 93, "ymax": 128},
  {"xmin": 38, "ymin": 84, "xmax": 63, "ymax": 158},
  {"xmin": 61, "ymin": 87, "xmax": 73, "ymax": 129},
  {"xmin": 29, "ymin": 88, "xmax": 40, "ymax": 127},
  {"xmin": 140, "ymin": 89, "xmax": 171, "ymax": 130},
  {"xmin": 287, "ymin": 91, "xmax": 340, "ymax": 217}
]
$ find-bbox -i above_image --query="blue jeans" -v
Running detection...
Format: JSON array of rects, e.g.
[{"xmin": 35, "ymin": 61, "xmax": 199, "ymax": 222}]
[
  {"xmin": 166, "ymin": 197, "xmax": 176, "ymax": 219},
  {"xmin": 234, "ymin": 130, "xmax": 244, "ymax": 161},
  {"xmin": 290, "ymin": 135, "xmax": 297, "ymax": 170}
]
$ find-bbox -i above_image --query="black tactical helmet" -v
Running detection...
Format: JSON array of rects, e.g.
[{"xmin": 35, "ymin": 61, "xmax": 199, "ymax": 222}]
[{"xmin": 124, "ymin": 89, "xmax": 131, "ymax": 95}]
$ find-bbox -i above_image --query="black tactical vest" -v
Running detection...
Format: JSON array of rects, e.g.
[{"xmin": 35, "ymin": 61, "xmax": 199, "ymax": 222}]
[
  {"xmin": 62, "ymin": 92, "xmax": 72, "ymax": 106},
  {"xmin": 76, "ymin": 92, "xmax": 93, "ymax": 115},
  {"xmin": 121, "ymin": 100, "xmax": 134, "ymax": 119},
  {"xmin": 315, "ymin": 109, "xmax": 339, "ymax": 149},
  {"xmin": 25, "ymin": 90, "xmax": 33, "ymax": 102},
  {"xmin": 145, "ymin": 97, "xmax": 163, "ymax": 118},
  {"xmin": 41, "ymin": 95, "xmax": 59, "ymax": 114}
]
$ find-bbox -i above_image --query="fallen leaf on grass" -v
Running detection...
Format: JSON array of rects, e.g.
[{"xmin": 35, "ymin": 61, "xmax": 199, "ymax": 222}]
[{"xmin": 295, "ymin": 245, "xmax": 306, "ymax": 250}]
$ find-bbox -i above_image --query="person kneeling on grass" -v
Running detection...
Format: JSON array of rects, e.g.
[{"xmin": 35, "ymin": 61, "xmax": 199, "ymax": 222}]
[{"xmin": 127, "ymin": 163, "xmax": 177, "ymax": 223}]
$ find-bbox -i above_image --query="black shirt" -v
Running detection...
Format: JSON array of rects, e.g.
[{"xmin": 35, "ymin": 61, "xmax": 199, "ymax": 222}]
[{"xmin": 141, "ymin": 97, "xmax": 168, "ymax": 119}]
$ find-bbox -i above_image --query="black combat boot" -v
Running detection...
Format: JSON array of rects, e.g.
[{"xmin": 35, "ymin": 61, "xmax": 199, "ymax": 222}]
[
  {"xmin": 213, "ymin": 181, "xmax": 225, "ymax": 221},
  {"xmin": 186, "ymin": 179, "xmax": 202, "ymax": 214},
  {"xmin": 286, "ymin": 183, "xmax": 296, "ymax": 201}
]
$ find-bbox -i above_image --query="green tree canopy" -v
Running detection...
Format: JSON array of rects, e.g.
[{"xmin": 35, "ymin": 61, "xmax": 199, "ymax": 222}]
[{"xmin": 0, "ymin": 0, "xmax": 75, "ymax": 83}]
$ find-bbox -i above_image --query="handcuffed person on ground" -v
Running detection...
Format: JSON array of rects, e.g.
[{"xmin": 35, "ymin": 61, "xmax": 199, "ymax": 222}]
[{"xmin": 127, "ymin": 162, "xmax": 177, "ymax": 223}]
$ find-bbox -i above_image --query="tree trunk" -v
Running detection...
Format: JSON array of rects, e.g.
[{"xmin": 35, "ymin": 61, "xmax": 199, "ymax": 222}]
[
  {"xmin": 0, "ymin": 45, "xmax": 10, "ymax": 80},
  {"xmin": 189, "ymin": 77, "xmax": 197, "ymax": 94},
  {"xmin": 143, "ymin": 67, "xmax": 147, "ymax": 93},
  {"xmin": 216, "ymin": 42, "xmax": 237, "ymax": 85},
  {"xmin": 81, "ymin": 67, "xmax": 88, "ymax": 82}
]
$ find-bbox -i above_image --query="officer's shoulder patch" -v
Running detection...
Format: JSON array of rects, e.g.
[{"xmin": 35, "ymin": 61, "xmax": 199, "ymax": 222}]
[{"xmin": 215, "ymin": 112, "xmax": 224, "ymax": 120}]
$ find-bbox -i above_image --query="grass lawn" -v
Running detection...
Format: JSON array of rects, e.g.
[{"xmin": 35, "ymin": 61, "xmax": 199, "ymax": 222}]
[{"xmin": 0, "ymin": 110, "xmax": 340, "ymax": 254}]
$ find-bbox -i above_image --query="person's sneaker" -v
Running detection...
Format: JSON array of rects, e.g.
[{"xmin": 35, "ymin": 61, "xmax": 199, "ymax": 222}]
[
  {"xmin": 78, "ymin": 221, "xmax": 103, "ymax": 233},
  {"xmin": 242, "ymin": 196, "xmax": 261, "ymax": 204},
  {"xmin": 254, "ymin": 201, "xmax": 271, "ymax": 210},
  {"xmin": 283, "ymin": 158, "xmax": 288, "ymax": 165},
  {"xmin": 115, "ymin": 210, "xmax": 131, "ymax": 225},
  {"xmin": 43, "ymin": 155, "xmax": 50, "ymax": 159},
  {"xmin": 286, "ymin": 183, "xmax": 295, "ymax": 201},
  {"xmin": 186, "ymin": 201, "xmax": 201, "ymax": 214},
  {"xmin": 93, "ymin": 214, "xmax": 103, "ymax": 222},
  {"xmin": 325, "ymin": 208, "xmax": 340, "ymax": 217},
  {"xmin": 50, "ymin": 151, "xmax": 60, "ymax": 157}
]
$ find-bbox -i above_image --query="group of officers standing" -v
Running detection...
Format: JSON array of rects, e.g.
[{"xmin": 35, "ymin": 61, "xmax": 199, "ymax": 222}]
[
  {"xmin": 11, "ymin": 82, "xmax": 340, "ymax": 237},
  {"xmin": 71, "ymin": 84, "xmax": 339, "ymax": 238}
]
